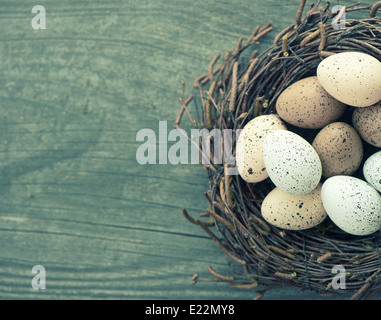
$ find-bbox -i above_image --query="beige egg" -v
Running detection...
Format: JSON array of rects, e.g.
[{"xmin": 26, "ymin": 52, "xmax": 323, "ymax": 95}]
[
  {"xmin": 236, "ymin": 114, "xmax": 287, "ymax": 183},
  {"xmin": 261, "ymin": 183, "xmax": 326, "ymax": 230},
  {"xmin": 276, "ymin": 76, "xmax": 346, "ymax": 129},
  {"xmin": 352, "ymin": 102, "xmax": 381, "ymax": 147},
  {"xmin": 312, "ymin": 122, "xmax": 363, "ymax": 178},
  {"xmin": 317, "ymin": 52, "xmax": 381, "ymax": 107}
]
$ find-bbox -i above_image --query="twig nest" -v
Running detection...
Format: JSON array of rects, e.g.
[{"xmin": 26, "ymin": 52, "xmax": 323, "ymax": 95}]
[{"xmin": 181, "ymin": 0, "xmax": 381, "ymax": 300}]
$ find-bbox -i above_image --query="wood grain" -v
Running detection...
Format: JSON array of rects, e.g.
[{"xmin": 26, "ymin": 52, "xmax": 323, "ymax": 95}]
[{"xmin": 0, "ymin": 0, "xmax": 377, "ymax": 300}]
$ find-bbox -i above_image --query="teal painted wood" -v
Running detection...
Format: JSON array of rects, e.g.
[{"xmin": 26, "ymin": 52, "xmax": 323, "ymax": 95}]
[{"xmin": 0, "ymin": 0, "xmax": 379, "ymax": 300}]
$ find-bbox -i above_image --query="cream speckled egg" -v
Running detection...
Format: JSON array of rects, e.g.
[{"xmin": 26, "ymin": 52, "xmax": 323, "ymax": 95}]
[
  {"xmin": 261, "ymin": 183, "xmax": 326, "ymax": 230},
  {"xmin": 236, "ymin": 114, "xmax": 287, "ymax": 183},
  {"xmin": 263, "ymin": 130, "xmax": 322, "ymax": 195},
  {"xmin": 317, "ymin": 52, "xmax": 381, "ymax": 107},
  {"xmin": 276, "ymin": 76, "xmax": 346, "ymax": 129},
  {"xmin": 312, "ymin": 122, "xmax": 363, "ymax": 178},
  {"xmin": 321, "ymin": 176, "xmax": 381, "ymax": 236},
  {"xmin": 352, "ymin": 102, "xmax": 381, "ymax": 147},
  {"xmin": 363, "ymin": 151, "xmax": 381, "ymax": 193}
]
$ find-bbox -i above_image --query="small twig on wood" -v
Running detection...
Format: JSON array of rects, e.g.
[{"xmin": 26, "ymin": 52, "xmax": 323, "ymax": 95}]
[
  {"xmin": 350, "ymin": 270, "xmax": 380, "ymax": 300},
  {"xmin": 300, "ymin": 29, "xmax": 320, "ymax": 47},
  {"xmin": 275, "ymin": 271, "xmax": 297, "ymax": 280},
  {"xmin": 251, "ymin": 26, "xmax": 273, "ymax": 42},
  {"xmin": 205, "ymin": 80, "xmax": 217, "ymax": 129},
  {"xmin": 224, "ymin": 164, "xmax": 233, "ymax": 207},
  {"xmin": 208, "ymin": 52, "xmax": 221, "ymax": 81},
  {"xmin": 228, "ymin": 62, "xmax": 239, "ymax": 112},
  {"xmin": 207, "ymin": 208, "xmax": 234, "ymax": 231},
  {"xmin": 174, "ymin": 94, "xmax": 194, "ymax": 127},
  {"xmin": 318, "ymin": 22, "xmax": 326, "ymax": 51},
  {"xmin": 282, "ymin": 35, "xmax": 289, "ymax": 56},
  {"xmin": 238, "ymin": 58, "xmax": 259, "ymax": 92},
  {"xmin": 317, "ymin": 252, "xmax": 333, "ymax": 264},
  {"xmin": 273, "ymin": 24, "xmax": 295, "ymax": 46},
  {"xmin": 207, "ymin": 266, "xmax": 235, "ymax": 282},
  {"xmin": 229, "ymin": 282, "xmax": 258, "ymax": 289},
  {"xmin": 296, "ymin": 0, "xmax": 307, "ymax": 25},
  {"xmin": 370, "ymin": 1, "xmax": 381, "ymax": 18}
]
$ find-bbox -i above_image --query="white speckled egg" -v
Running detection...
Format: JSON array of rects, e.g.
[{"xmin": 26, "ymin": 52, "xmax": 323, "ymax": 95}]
[
  {"xmin": 261, "ymin": 183, "xmax": 327, "ymax": 230},
  {"xmin": 317, "ymin": 52, "xmax": 381, "ymax": 107},
  {"xmin": 263, "ymin": 130, "xmax": 322, "ymax": 195},
  {"xmin": 236, "ymin": 114, "xmax": 287, "ymax": 183},
  {"xmin": 363, "ymin": 151, "xmax": 381, "ymax": 193},
  {"xmin": 321, "ymin": 176, "xmax": 381, "ymax": 236},
  {"xmin": 276, "ymin": 76, "xmax": 346, "ymax": 129}
]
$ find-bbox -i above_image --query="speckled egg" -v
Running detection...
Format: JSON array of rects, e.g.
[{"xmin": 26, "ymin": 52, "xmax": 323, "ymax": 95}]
[
  {"xmin": 263, "ymin": 130, "xmax": 322, "ymax": 195},
  {"xmin": 261, "ymin": 183, "xmax": 327, "ymax": 230},
  {"xmin": 312, "ymin": 122, "xmax": 363, "ymax": 178},
  {"xmin": 321, "ymin": 176, "xmax": 381, "ymax": 236},
  {"xmin": 363, "ymin": 151, "xmax": 381, "ymax": 193},
  {"xmin": 317, "ymin": 52, "xmax": 381, "ymax": 107},
  {"xmin": 352, "ymin": 102, "xmax": 381, "ymax": 147},
  {"xmin": 276, "ymin": 76, "xmax": 346, "ymax": 129},
  {"xmin": 236, "ymin": 114, "xmax": 287, "ymax": 183}
]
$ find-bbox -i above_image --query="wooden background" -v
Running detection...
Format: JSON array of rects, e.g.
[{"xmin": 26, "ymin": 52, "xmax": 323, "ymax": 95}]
[{"xmin": 0, "ymin": 0, "xmax": 379, "ymax": 300}]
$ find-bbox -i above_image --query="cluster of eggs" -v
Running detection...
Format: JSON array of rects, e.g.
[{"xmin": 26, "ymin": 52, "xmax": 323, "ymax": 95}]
[{"xmin": 237, "ymin": 52, "xmax": 381, "ymax": 236}]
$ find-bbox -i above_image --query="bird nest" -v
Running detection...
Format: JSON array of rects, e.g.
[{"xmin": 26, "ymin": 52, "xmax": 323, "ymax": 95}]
[{"xmin": 177, "ymin": 1, "xmax": 381, "ymax": 300}]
